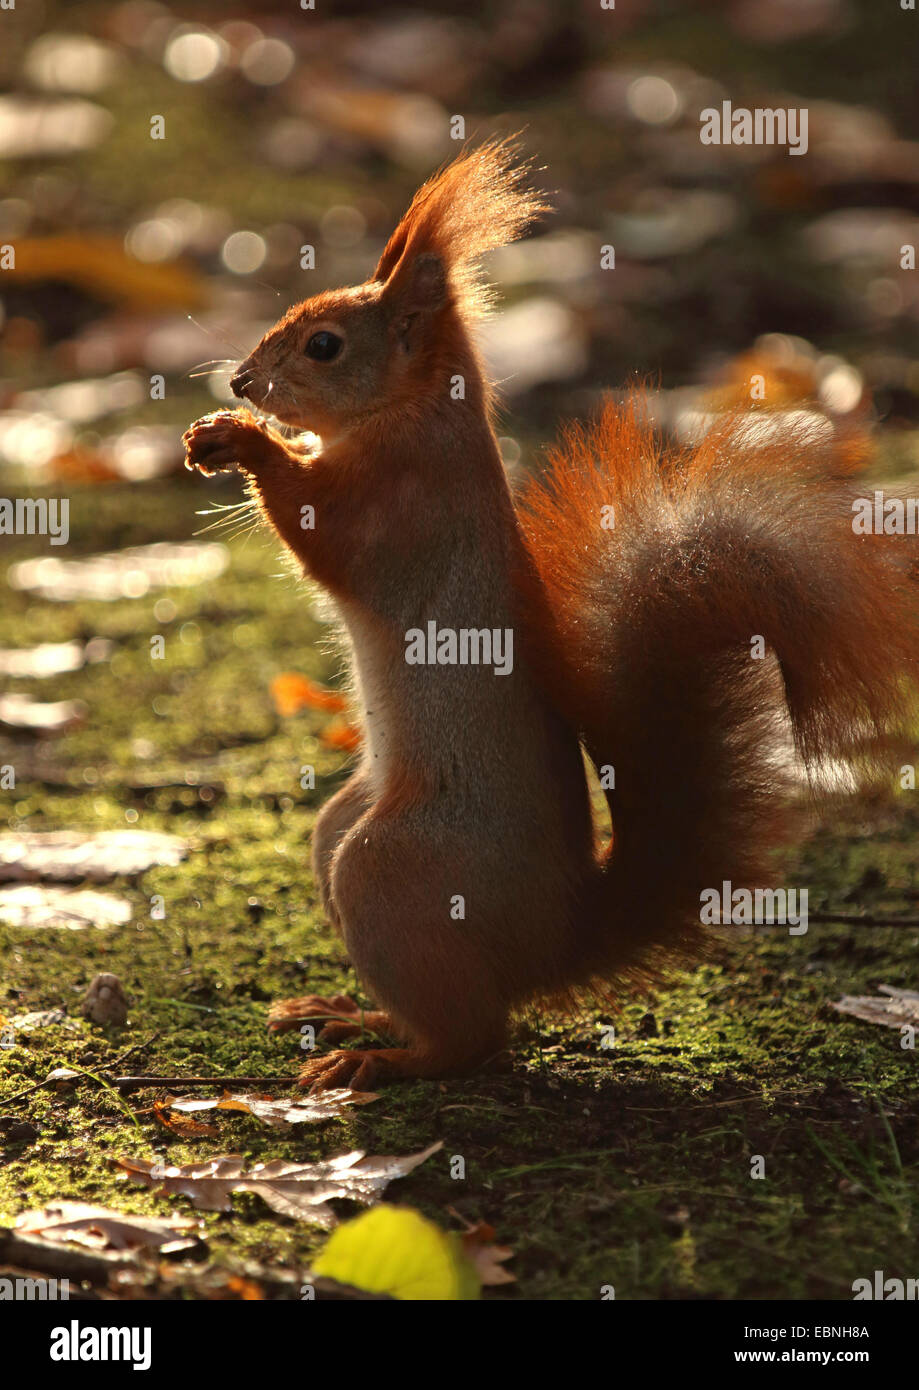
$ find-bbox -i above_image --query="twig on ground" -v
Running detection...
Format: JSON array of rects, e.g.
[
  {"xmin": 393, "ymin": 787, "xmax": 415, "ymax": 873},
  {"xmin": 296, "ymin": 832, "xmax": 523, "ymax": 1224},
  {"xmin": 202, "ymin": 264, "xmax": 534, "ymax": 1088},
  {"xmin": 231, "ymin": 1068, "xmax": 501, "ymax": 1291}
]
[
  {"xmin": 1, "ymin": 1031, "xmax": 163, "ymax": 1107},
  {"xmin": 113, "ymin": 1074, "xmax": 299, "ymax": 1091},
  {"xmin": 807, "ymin": 911, "xmax": 919, "ymax": 927}
]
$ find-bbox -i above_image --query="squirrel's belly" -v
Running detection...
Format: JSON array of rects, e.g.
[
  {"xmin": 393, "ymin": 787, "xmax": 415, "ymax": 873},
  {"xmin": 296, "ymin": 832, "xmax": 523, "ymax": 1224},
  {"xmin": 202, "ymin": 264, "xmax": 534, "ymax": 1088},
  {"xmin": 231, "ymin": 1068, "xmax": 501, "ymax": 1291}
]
[{"xmin": 336, "ymin": 600, "xmax": 392, "ymax": 792}]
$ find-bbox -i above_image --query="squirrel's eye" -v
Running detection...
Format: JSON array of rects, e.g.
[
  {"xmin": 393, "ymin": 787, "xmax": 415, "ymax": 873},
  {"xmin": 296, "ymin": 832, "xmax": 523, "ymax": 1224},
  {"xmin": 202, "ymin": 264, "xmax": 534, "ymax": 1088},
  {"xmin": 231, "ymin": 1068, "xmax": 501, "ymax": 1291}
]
[{"xmin": 305, "ymin": 331, "xmax": 343, "ymax": 362}]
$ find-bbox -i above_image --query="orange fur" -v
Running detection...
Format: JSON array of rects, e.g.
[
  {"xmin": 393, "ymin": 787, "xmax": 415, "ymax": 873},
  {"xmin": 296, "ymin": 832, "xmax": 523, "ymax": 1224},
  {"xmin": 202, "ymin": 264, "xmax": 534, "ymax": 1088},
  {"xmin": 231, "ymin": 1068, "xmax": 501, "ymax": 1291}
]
[
  {"xmin": 374, "ymin": 138, "xmax": 550, "ymax": 326},
  {"xmin": 182, "ymin": 148, "xmax": 919, "ymax": 1091},
  {"xmin": 520, "ymin": 398, "xmax": 919, "ymax": 987}
]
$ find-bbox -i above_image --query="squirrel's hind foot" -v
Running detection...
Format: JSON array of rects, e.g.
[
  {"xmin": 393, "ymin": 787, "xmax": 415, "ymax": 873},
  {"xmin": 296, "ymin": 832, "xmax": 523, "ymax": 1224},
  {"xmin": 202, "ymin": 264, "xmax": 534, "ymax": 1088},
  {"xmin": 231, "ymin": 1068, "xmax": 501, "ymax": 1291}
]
[
  {"xmin": 298, "ymin": 1047, "xmax": 419, "ymax": 1092},
  {"xmin": 299, "ymin": 1043, "xmax": 513, "ymax": 1091},
  {"xmin": 268, "ymin": 993, "xmax": 392, "ymax": 1043},
  {"xmin": 267, "ymin": 993, "xmax": 360, "ymax": 1031}
]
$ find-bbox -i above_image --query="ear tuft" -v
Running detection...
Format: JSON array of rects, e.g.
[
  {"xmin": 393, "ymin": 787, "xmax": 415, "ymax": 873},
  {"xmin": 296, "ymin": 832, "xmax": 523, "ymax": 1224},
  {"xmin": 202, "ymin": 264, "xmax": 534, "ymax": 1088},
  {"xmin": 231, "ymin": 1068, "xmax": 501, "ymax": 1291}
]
[{"xmin": 375, "ymin": 138, "xmax": 550, "ymax": 323}]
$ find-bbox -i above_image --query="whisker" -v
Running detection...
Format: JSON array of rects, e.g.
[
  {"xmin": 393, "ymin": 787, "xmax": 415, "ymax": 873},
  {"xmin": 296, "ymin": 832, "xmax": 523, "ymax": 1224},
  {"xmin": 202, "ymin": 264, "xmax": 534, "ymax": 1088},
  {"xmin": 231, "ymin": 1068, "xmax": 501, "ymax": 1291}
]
[
  {"xmin": 195, "ymin": 501, "xmax": 254, "ymax": 515},
  {"xmin": 237, "ymin": 518, "xmax": 263, "ymax": 553},
  {"xmin": 193, "ymin": 503, "xmax": 259, "ymax": 537},
  {"xmin": 186, "ymin": 315, "xmax": 247, "ymax": 358},
  {"xmin": 197, "ymin": 503, "xmax": 258, "ymax": 522},
  {"xmin": 186, "ymin": 358, "xmax": 237, "ymax": 376},
  {"xmin": 194, "ymin": 509, "xmax": 254, "ymax": 527},
  {"xmin": 197, "ymin": 515, "xmax": 259, "ymax": 541},
  {"xmin": 252, "ymin": 279, "xmax": 283, "ymax": 298}
]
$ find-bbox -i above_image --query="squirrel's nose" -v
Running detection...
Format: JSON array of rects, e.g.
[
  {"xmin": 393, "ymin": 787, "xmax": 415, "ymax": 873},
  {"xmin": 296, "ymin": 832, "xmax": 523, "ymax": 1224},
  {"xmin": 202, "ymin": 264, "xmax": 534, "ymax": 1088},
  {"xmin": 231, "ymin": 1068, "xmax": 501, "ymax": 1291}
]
[{"xmin": 229, "ymin": 373, "xmax": 250, "ymax": 399}]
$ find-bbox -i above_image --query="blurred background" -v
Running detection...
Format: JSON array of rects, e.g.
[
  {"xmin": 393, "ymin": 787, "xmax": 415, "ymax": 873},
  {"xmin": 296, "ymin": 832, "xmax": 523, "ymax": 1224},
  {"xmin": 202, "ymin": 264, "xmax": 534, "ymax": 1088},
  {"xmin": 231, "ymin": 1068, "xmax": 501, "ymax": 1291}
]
[
  {"xmin": 2, "ymin": 0, "xmax": 919, "ymax": 774},
  {"xmin": 2, "ymin": 0, "xmax": 919, "ymax": 490}
]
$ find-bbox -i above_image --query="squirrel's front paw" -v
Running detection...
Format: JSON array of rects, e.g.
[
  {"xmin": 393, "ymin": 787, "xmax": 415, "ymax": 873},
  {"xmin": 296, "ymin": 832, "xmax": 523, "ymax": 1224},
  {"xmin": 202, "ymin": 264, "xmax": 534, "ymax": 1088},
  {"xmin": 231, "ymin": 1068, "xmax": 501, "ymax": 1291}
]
[{"xmin": 182, "ymin": 409, "xmax": 277, "ymax": 477}]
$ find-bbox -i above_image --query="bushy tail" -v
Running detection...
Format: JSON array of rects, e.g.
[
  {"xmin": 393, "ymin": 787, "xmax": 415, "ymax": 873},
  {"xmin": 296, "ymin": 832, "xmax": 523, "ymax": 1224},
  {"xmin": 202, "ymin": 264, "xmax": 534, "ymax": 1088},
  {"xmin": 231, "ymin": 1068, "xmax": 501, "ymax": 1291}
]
[{"xmin": 520, "ymin": 396, "xmax": 919, "ymax": 984}]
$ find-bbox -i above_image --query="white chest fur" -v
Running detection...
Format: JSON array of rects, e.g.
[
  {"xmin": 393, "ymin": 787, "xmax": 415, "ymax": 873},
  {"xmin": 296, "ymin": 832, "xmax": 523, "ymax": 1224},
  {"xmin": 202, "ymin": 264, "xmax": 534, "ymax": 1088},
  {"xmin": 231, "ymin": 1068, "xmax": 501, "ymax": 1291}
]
[{"xmin": 335, "ymin": 600, "xmax": 391, "ymax": 791}]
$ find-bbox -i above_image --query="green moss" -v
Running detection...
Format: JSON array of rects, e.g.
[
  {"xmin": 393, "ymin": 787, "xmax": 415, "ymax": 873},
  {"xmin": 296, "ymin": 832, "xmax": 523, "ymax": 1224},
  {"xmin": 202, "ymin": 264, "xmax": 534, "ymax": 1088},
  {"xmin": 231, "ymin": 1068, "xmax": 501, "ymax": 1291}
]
[{"xmin": 2, "ymin": 475, "xmax": 918, "ymax": 1299}]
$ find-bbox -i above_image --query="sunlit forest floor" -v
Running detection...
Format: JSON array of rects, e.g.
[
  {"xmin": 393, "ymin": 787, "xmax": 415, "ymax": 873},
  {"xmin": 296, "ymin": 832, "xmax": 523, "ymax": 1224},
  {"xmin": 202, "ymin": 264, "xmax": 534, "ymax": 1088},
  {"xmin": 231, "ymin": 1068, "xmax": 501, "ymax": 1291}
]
[
  {"xmin": 2, "ymin": 0, "xmax": 919, "ymax": 1300},
  {"xmin": 1, "ymin": 473, "xmax": 918, "ymax": 1300}
]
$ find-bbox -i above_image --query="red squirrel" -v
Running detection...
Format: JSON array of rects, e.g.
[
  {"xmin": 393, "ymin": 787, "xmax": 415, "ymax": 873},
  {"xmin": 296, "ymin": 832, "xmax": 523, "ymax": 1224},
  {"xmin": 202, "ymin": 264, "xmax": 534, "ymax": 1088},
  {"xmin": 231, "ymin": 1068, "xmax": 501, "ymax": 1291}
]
[{"xmin": 183, "ymin": 142, "xmax": 919, "ymax": 1091}]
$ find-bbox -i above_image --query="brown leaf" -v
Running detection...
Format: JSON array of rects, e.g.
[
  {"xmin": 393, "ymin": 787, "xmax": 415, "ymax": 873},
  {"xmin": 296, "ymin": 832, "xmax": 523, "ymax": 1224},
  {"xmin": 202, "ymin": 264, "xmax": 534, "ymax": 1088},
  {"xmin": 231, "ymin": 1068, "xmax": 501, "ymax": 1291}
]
[
  {"xmin": 320, "ymin": 718, "xmax": 362, "ymax": 752},
  {"xmin": 8, "ymin": 234, "xmax": 208, "ymax": 310},
  {"xmin": 0, "ymin": 829, "xmax": 187, "ymax": 883},
  {"xmin": 270, "ymin": 672, "xmax": 349, "ymax": 717},
  {"xmin": 39, "ymin": 428, "xmax": 183, "ymax": 485},
  {"xmin": 116, "ymin": 1141, "xmax": 443, "ymax": 1229},
  {"xmin": 153, "ymin": 1100, "xmax": 218, "ymax": 1139},
  {"xmin": 0, "ymin": 885, "xmax": 133, "ymax": 928},
  {"xmin": 8, "ymin": 1008, "xmax": 70, "ymax": 1033},
  {"xmin": 0, "ymin": 638, "xmax": 112, "ymax": 679},
  {"xmin": 832, "ymin": 985, "xmax": 919, "ymax": 1029},
  {"xmin": 16, "ymin": 1201, "xmax": 203, "ymax": 1255},
  {"xmin": 0, "ymin": 694, "xmax": 86, "ymax": 733},
  {"xmin": 224, "ymin": 1275, "xmax": 265, "ymax": 1301},
  {"xmin": 458, "ymin": 1219, "xmax": 516, "ymax": 1287},
  {"xmin": 0, "ymin": 641, "xmax": 83, "ymax": 678}
]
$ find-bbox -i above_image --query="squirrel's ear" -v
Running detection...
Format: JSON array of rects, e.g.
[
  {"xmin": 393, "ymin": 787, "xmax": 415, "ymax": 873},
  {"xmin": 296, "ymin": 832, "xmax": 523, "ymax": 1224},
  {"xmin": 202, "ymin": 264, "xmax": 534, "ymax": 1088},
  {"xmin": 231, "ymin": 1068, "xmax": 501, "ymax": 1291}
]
[
  {"xmin": 374, "ymin": 141, "xmax": 549, "ymax": 325},
  {"xmin": 385, "ymin": 252, "xmax": 447, "ymax": 350}
]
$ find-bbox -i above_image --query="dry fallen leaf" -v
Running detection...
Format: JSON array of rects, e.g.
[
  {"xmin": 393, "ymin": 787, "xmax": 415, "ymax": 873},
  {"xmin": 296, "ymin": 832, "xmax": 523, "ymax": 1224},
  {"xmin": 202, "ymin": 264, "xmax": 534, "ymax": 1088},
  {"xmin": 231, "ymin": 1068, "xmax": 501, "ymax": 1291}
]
[
  {"xmin": 153, "ymin": 1100, "xmax": 218, "ymax": 1139},
  {"xmin": 8, "ymin": 1008, "xmax": 71, "ymax": 1033},
  {"xmin": 8, "ymin": 541, "xmax": 228, "ymax": 602},
  {"xmin": 153, "ymin": 1262, "xmax": 290, "ymax": 1301},
  {"xmin": 320, "ymin": 718, "xmax": 362, "ymax": 752},
  {"xmin": 116, "ymin": 1141, "xmax": 443, "ymax": 1229},
  {"xmin": 270, "ymin": 672, "xmax": 349, "ymax": 717},
  {"xmin": 7, "ymin": 233, "xmax": 208, "ymax": 309},
  {"xmin": 48, "ymin": 426, "xmax": 183, "ymax": 483},
  {"xmin": 224, "ymin": 1275, "xmax": 264, "ymax": 1301},
  {"xmin": 46, "ymin": 1067, "xmax": 82, "ymax": 1086},
  {"xmin": 16, "ymin": 1201, "xmax": 203, "ymax": 1255},
  {"xmin": 832, "ymin": 984, "xmax": 919, "ymax": 1029},
  {"xmin": 0, "ymin": 641, "xmax": 83, "ymax": 678},
  {"xmin": 0, "ymin": 693, "xmax": 86, "ymax": 733},
  {"xmin": 0, "ymin": 885, "xmax": 133, "ymax": 928},
  {"xmin": 0, "ymin": 639, "xmax": 111, "ymax": 679},
  {"xmin": 169, "ymin": 1088, "xmax": 379, "ymax": 1127},
  {"xmin": 459, "ymin": 1220, "xmax": 516, "ymax": 1287},
  {"xmin": 0, "ymin": 829, "xmax": 187, "ymax": 883}
]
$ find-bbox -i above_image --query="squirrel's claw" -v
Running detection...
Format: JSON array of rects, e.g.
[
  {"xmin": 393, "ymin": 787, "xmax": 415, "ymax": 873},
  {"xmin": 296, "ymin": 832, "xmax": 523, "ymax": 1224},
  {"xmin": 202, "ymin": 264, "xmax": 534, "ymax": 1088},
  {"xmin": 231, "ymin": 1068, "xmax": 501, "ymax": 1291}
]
[
  {"xmin": 298, "ymin": 1045, "xmax": 448, "ymax": 1091},
  {"xmin": 299, "ymin": 1048, "xmax": 381, "ymax": 1093},
  {"xmin": 182, "ymin": 410, "xmax": 249, "ymax": 475},
  {"xmin": 183, "ymin": 409, "xmax": 291, "ymax": 477}
]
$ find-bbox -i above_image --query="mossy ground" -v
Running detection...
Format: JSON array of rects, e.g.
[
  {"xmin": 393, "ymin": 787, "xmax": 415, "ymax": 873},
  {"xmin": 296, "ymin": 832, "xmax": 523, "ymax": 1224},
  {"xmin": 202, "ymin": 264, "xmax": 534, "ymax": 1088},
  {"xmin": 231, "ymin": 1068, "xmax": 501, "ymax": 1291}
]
[{"xmin": 1, "ymin": 472, "xmax": 918, "ymax": 1302}]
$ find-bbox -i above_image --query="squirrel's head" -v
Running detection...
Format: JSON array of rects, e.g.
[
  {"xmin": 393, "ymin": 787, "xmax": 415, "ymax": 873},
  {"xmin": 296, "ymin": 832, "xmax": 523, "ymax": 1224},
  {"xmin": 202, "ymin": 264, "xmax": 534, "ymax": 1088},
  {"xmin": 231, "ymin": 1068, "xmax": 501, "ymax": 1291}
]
[
  {"xmin": 229, "ymin": 140, "xmax": 548, "ymax": 439},
  {"xmin": 228, "ymin": 256, "xmax": 450, "ymax": 438}
]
